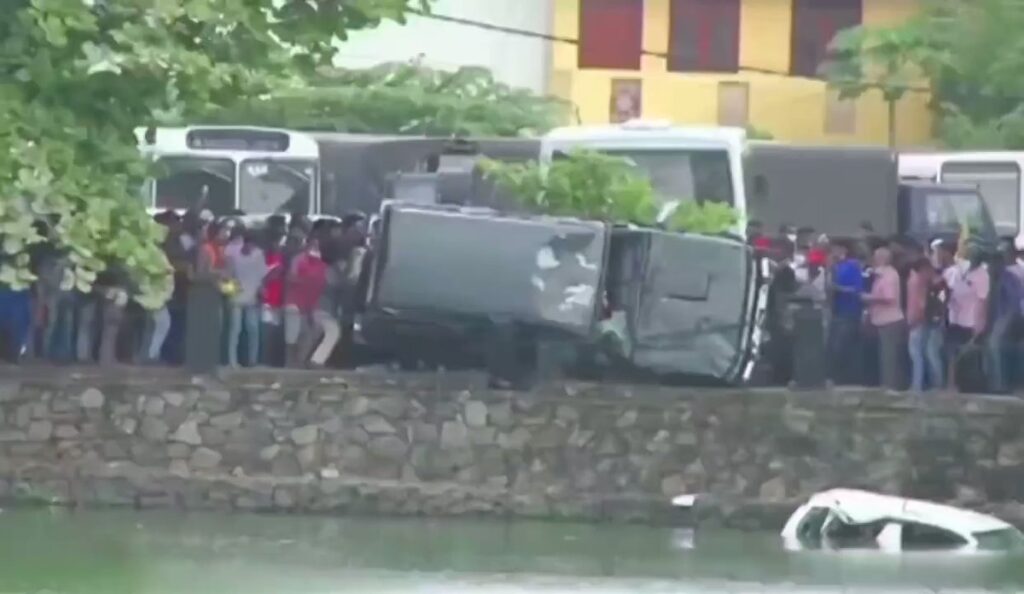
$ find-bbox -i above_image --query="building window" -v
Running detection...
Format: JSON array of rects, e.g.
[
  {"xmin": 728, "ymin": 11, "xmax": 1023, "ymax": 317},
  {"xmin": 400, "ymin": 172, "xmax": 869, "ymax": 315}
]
[
  {"xmin": 717, "ymin": 82, "xmax": 749, "ymax": 127},
  {"xmin": 790, "ymin": 0, "xmax": 862, "ymax": 78},
  {"xmin": 668, "ymin": 0, "xmax": 741, "ymax": 73},
  {"xmin": 579, "ymin": 0, "xmax": 644, "ymax": 70},
  {"xmin": 610, "ymin": 79, "xmax": 643, "ymax": 122},
  {"xmin": 824, "ymin": 89, "xmax": 856, "ymax": 135}
]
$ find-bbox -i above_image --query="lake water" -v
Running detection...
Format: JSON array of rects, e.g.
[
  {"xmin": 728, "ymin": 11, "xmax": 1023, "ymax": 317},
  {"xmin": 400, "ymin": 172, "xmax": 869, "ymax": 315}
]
[{"xmin": 1, "ymin": 508, "xmax": 1022, "ymax": 593}]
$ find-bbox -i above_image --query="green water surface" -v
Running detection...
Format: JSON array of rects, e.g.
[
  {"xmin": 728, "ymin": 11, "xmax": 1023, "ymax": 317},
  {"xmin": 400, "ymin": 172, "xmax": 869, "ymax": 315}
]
[{"xmin": 0, "ymin": 508, "xmax": 1021, "ymax": 593}]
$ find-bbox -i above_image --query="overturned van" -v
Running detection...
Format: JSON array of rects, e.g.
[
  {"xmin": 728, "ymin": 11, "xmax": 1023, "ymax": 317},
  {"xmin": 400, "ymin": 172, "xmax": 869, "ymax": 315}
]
[{"xmin": 362, "ymin": 202, "xmax": 768, "ymax": 385}]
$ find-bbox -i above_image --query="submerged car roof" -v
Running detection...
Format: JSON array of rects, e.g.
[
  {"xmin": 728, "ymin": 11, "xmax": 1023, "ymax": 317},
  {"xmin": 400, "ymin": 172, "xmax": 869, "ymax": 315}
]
[{"xmin": 806, "ymin": 489, "xmax": 1011, "ymax": 534}]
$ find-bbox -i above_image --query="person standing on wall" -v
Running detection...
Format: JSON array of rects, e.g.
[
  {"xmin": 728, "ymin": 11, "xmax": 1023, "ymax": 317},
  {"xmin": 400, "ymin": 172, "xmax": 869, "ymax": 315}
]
[
  {"xmin": 826, "ymin": 239, "xmax": 864, "ymax": 385},
  {"xmin": 226, "ymin": 230, "xmax": 270, "ymax": 368},
  {"xmin": 906, "ymin": 256, "xmax": 945, "ymax": 392},
  {"xmin": 862, "ymin": 246, "xmax": 906, "ymax": 391},
  {"xmin": 946, "ymin": 243, "xmax": 990, "ymax": 392},
  {"xmin": 185, "ymin": 217, "xmax": 229, "ymax": 373},
  {"xmin": 986, "ymin": 239, "xmax": 1021, "ymax": 393},
  {"xmin": 283, "ymin": 237, "xmax": 326, "ymax": 368}
]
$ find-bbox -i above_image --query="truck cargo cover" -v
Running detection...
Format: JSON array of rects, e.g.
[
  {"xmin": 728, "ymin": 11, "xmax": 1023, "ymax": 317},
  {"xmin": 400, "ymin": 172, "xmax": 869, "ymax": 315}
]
[{"xmin": 371, "ymin": 205, "xmax": 607, "ymax": 336}]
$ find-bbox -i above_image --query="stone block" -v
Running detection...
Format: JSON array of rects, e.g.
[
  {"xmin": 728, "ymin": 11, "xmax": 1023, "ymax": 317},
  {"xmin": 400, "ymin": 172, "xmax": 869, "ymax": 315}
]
[
  {"xmin": 171, "ymin": 420, "xmax": 202, "ymax": 445},
  {"xmin": 441, "ymin": 421, "xmax": 470, "ymax": 450},
  {"xmin": 80, "ymin": 388, "xmax": 105, "ymax": 409},
  {"xmin": 464, "ymin": 401, "xmax": 488, "ymax": 428},
  {"xmin": 189, "ymin": 447, "xmax": 223, "ymax": 470},
  {"xmin": 291, "ymin": 424, "xmax": 319, "ymax": 446},
  {"xmin": 167, "ymin": 443, "xmax": 192, "ymax": 459},
  {"xmin": 367, "ymin": 435, "xmax": 408, "ymax": 462},
  {"xmin": 199, "ymin": 426, "xmax": 227, "ymax": 447},
  {"xmin": 140, "ymin": 417, "xmax": 169, "ymax": 441},
  {"xmin": 26, "ymin": 420, "xmax": 52, "ymax": 441},
  {"xmin": 370, "ymin": 396, "xmax": 408, "ymax": 419},
  {"xmin": 342, "ymin": 396, "xmax": 371, "ymax": 417},
  {"xmin": 144, "ymin": 397, "xmax": 165, "ymax": 417},
  {"xmin": 411, "ymin": 422, "xmax": 439, "ymax": 443},
  {"xmin": 54, "ymin": 425, "xmax": 79, "ymax": 440},
  {"xmin": 162, "ymin": 392, "xmax": 187, "ymax": 407},
  {"xmin": 359, "ymin": 414, "xmax": 396, "ymax": 435}
]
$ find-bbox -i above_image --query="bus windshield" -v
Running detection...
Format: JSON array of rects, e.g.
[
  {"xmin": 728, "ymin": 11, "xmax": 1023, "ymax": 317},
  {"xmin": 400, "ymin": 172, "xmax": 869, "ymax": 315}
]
[
  {"xmin": 153, "ymin": 157, "xmax": 235, "ymax": 215},
  {"xmin": 240, "ymin": 159, "xmax": 316, "ymax": 215},
  {"xmin": 602, "ymin": 149, "xmax": 734, "ymax": 206}
]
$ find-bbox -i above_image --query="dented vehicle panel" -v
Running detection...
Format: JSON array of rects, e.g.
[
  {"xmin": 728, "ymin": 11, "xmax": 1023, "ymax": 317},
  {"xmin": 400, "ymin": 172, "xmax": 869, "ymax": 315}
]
[
  {"xmin": 369, "ymin": 203, "xmax": 607, "ymax": 336},
  {"xmin": 605, "ymin": 229, "xmax": 767, "ymax": 383}
]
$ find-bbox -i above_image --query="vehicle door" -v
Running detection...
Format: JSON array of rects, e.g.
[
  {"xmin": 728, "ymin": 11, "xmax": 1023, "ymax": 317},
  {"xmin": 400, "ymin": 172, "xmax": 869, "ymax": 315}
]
[{"xmin": 615, "ymin": 229, "xmax": 765, "ymax": 383}]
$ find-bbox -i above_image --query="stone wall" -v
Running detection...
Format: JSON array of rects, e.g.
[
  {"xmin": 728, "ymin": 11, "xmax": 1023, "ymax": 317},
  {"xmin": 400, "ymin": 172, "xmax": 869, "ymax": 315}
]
[{"xmin": 1, "ymin": 367, "xmax": 1024, "ymax": 527}]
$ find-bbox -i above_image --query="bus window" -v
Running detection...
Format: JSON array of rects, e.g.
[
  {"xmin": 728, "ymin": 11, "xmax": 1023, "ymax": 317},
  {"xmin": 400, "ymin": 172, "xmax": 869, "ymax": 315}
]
[
  {"xmin": 941, "ymin": 162, "xmax": 1020, "ymax": 235},
  {"xmin": 154, "ymin": 157, "xmax": 235, "ymax": 215},
  {"xmin": 239, "ymin": 159, "xmax": 316, "ymax": 216},
  {"xmin": 603, "ymin": 149, "xmax": 734, "ymax": 206}
]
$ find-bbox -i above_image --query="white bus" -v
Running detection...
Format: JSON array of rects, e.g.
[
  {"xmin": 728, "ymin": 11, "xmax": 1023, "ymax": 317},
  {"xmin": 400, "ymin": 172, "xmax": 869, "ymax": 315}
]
[
  {"xmin": 540, "ymin": 119, "xmax": 748, "ymax": 235},
  {"xmin": 135, "ymin": 126, "xmax": 321, "ymax": 218},
  {"xmin": 898, "ymin": 151, "xmax": 1023, "ymax": 237}
]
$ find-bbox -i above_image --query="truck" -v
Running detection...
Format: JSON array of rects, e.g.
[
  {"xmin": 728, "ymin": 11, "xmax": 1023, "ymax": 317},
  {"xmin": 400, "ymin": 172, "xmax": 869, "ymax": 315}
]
[
  {"xmin": 362, "ymin": 202, "xmax": 768, "ymax": 387},
  {"xmin": 744, "ymin": 144, "xmax": 998, "ymax": 247}
]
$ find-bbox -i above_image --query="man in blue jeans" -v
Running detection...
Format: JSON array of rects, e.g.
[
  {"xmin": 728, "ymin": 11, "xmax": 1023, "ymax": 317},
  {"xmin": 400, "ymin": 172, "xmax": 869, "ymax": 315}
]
[{"xmin": 827, "ymin": 240, "xmax": 865, "ymax": 384}]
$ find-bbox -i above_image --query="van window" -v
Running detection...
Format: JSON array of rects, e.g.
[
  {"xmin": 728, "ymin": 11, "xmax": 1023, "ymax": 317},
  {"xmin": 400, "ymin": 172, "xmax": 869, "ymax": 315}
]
[{"xmin": 941, "ymin": 162, "xmax": 1019, "ymax": 235}]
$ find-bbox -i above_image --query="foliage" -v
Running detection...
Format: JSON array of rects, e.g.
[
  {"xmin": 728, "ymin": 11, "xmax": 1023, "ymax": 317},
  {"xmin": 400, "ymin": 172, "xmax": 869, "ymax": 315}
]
[
  {"xmin": 481, "ymin": 151, "xmax": 739, "ymax": 235},
  {"xmin": 668, "ymin": 201, "xmax": 741, "ymax": 235},
  {"xmin": 745, "ymin": 125, "xmax": 775, "ymax": 141},
  {"xmin": 821, "ymin": 0, "xmax": 1024, "ymax": 149},
  {"xmin": 0, "ymin": 0, "xmax": 427, "ymax": 308},
  {"xmin": 200, "ymin": 62, "xmax": 570, "ymax": 137}
]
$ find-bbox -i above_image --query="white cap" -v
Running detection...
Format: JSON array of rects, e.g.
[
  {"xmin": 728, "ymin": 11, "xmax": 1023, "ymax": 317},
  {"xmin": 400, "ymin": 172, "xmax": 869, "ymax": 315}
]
[
  {"xmin": 199, "ymin": 209, "xmax": 214, "ymax": 223},
  {"xmin": 1015, "ymin": 233, "xmax": 1024, "ymax": 251}
]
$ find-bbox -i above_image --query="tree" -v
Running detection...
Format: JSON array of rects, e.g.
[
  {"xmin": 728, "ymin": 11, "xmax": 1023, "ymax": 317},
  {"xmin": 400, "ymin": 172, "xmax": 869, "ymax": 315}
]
[
  {"xmin": 481, "ymin": 151, "xmax": 739, "ymax": 234},
  {"xmin": 200, "ymin": 62, "xmax": 570, "ymax": 137},
  {"xmin": 821, "ymin": 0, "xmax": 1024, "ymax": 149},
  {"xmin": 820, "ymin": 22, "xmax": 936, "ymax": 147},
  {"xmin": 0, "ymin": 0, "xmax": 428, "ymax": 308}
]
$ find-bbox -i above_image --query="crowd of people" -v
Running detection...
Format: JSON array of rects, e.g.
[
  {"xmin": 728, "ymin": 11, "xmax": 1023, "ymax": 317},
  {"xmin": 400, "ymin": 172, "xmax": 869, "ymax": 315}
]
[
  {"xmin": 4, "ymin": 208, "xmax": 1024, "ymax": 395},
  {"xmin": 0, "ymin": 206, "xmax": 373, "ymax": 371},
  {"xmin": 752, "ymin": 222, "xmax": 1024, "ymax": 394}
]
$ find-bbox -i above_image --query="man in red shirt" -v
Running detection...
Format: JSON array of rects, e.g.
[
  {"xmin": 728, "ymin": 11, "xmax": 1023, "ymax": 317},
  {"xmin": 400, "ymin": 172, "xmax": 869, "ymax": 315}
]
[{"xmin": 284, "ymin": 239, "xmax": 327, "ymax": 367}]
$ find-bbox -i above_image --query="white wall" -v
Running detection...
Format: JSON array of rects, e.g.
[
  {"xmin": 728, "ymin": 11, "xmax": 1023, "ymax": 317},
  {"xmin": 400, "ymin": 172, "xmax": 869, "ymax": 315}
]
[{"xmin": 334, "ymin": 0, "xmax": 552, "ymax": 94}]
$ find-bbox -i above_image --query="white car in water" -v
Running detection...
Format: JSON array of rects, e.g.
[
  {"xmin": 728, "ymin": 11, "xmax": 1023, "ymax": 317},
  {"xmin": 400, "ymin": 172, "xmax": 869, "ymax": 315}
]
[{"xmin": 781, "ymin": 489, "xmax": 1024, "ymax": 553}]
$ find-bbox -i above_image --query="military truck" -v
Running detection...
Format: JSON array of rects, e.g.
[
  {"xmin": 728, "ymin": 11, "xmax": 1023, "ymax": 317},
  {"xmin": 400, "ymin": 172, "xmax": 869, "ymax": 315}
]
[{"xmin": 744, "ymin": 143, "xmax": 998, "ymax": 247}]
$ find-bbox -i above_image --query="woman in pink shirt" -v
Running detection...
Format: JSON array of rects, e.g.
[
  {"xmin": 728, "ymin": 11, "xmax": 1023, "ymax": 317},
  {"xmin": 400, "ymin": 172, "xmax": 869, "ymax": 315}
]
[{"xmin": 862, "ymin": 246, "xmax": 906, "ymax": 391}]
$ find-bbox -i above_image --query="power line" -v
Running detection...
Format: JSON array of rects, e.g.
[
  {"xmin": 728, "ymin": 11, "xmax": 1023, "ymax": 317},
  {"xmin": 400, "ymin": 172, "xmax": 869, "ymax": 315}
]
[{"xmin": 406, "ymin": 7, "xmax": 933, "ymax": 95}]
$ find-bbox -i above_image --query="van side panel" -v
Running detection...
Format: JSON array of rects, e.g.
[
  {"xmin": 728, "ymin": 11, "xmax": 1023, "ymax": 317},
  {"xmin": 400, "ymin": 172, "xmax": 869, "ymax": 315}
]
[{"xmin": 746, "ymin": 145, "xmax": 898, "ymax": 237}]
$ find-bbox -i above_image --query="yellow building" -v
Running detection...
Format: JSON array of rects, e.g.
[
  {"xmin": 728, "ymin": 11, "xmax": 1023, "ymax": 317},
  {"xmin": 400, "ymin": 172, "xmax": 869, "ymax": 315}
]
[{"xmin": 549, "ymin": 0, "xmax": 933, "ymax": 146}]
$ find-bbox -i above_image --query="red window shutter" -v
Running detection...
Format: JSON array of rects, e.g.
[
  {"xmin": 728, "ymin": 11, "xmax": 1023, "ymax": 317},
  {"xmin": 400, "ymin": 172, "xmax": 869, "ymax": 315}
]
[
  {"xmin": 578, "ymin": 0, "xmax": 644, "ymax": 70},
  {"xmin": 668, "ymin": 0, "xmax": 740, "ymax": 73},
  {"xmin": 790, "ymin": 0, "xmax": 862, "ymax": 78}
]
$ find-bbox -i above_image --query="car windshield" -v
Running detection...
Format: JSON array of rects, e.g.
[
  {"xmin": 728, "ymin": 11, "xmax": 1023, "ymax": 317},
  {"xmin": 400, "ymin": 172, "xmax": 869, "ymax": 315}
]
[
  {"xmin": 974, "ymin": 528, "xmax": 1024, "ymax": 551},
  {"xmin": 152, "ymin": 156, "xmax": 235, "ymax": 215},
  {"xmin": 239, "ymin": 159, "xmax": 316, "ymax": 215}
]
